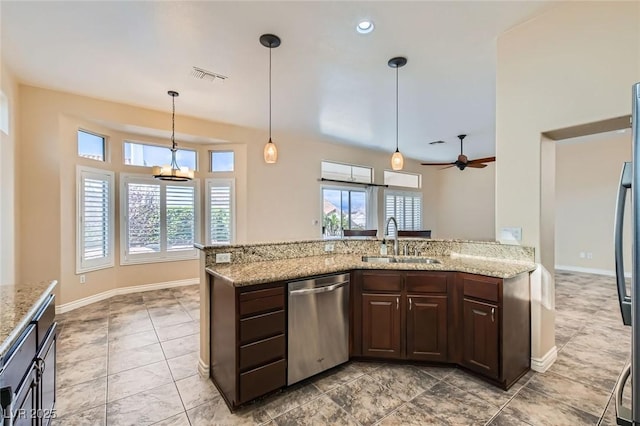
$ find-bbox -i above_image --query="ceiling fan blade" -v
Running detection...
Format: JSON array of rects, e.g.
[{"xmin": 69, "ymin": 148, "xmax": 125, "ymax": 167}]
[
  {"xmin": 466, "ymin": 163, "xmax": 488, "ymax": 168},
  {"xmin": 441, "ymin": 165, "xmax": 457, "ymax": 170},
  {"xmin": 467, "ymin": 156, "xmax": 496, "ymax": 164},
  {"xmin": 421, "ymin": 161, "xmax": 455, "ymax": 166}
]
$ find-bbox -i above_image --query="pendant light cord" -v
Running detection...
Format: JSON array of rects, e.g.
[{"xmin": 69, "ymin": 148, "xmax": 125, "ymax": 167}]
[
  {"xmin": 171, "ymin": 95, "xmax": 176, "ymax": 152},
  {"xmin": 395, "ymin": 66, "xmax": 399, "ymax": 152},
  {"xmin": 269, "ymin": 43, "xmax": 272, "ymax": 141}
]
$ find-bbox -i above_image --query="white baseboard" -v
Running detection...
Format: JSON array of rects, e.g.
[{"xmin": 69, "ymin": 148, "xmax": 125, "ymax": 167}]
[
  {"xmin": 56, "ymin": 278, "xmax": 199, "ymax": 314},
  {"xmin": 198, "ymin": 357, "xmax": 210, "ymax": 378},
  {"xmin": 531, "ymin": 346, "xmax": 558, "ymax": 373},
  {"xmin": 555, "ymin": 265, "xmax": 631, "ymax": 278}
]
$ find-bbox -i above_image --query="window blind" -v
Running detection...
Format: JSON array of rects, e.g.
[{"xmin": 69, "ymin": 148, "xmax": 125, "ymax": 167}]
[
  {"xmin": 167, "ymin": 185, "xmax": 195, "ymax": 251},
  {"xmin": 384, "ymin": 192, "xmax": 422, "ymax": 235},
  {"xmin": 208, "ymin": 182, "xmax": 232, "ymax": 244}
]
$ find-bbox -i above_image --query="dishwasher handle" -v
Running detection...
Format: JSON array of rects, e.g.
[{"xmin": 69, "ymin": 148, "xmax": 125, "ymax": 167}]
[{"xmin": 289, "ymin": 282, "xmax": 348, "ymax": 296}]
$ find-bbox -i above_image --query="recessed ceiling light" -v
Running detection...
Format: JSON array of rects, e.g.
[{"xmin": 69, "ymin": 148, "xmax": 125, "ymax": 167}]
[{"xmin": 356, "ymin": 20, "xmax": 374, "ymax": 34}]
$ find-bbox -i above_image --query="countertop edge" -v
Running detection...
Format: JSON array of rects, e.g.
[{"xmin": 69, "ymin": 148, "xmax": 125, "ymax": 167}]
[
  {"xmin": 0, "ymin": 280, "xmax": 58, "ymax": 360},
  {"xmin": 206, "ymin": 258, "xmax": 536, "ymax": 287}
]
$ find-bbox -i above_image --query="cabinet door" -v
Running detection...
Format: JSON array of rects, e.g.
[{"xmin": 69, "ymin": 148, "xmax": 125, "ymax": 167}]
[
  {"xmin": 407, "ymin": 295, "xmax": 447, "ymax": 362},
  {"xmin": 37, "ymin": 324, "xmax": 56, "ymax": 426},
  {"xmin": 462, "ymin": 298, "xmax": 499, "ymax": 378},
  {"xmin": 12, "ymin": 366, "xmax": 37, "ymax": 426},
  {"xmin": 362, "ymin": 294, "xmax": 401, "ymax": 359}
]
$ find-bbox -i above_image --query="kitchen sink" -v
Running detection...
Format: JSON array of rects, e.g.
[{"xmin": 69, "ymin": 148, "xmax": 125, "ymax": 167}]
[{"xmin": 361, "ymin": 256, "xmax": 441, "ymax": 264}]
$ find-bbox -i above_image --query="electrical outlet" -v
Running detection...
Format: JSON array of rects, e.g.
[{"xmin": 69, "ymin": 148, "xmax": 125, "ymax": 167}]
[
  {"xmin": 500, "ymin": 227, "xmax": 522, "ymax": 242},
  {"xmin": 587, "ymin": 252, "xmax": 593, "ymax": 259},
  {"xmin": 215, "ymin": 253, "xmax": 231, "ymax": 263},
  {"xmin": 324, "ymin": 243, "xmax": 335, "ymax": 252},
  {"xmin": 80, "ymin": 274, "xmax": 86, "ymax": 284},
  {"xmin": 579, "ymin": 252, "xmax": 586, "ymax": 259}
]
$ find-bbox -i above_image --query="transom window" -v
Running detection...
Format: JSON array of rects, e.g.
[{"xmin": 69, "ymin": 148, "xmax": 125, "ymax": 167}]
[
  {"xmin": 384, "ymin": 170, "xmax": 421, "ymax": 189},
  {"xmin": 210, "ymin": 151, "xmax": 235, "ymax": 172},
  {"xmin": 78, "ymin": 130, "xmax": 106, "ymax": 161},
  {"xmin": 321, "ymin": 161, "xmax": 373, "ymax": 184},
  {"xmin": 124, "ymin": 141, "xmax": 197, "ymax": 170}
]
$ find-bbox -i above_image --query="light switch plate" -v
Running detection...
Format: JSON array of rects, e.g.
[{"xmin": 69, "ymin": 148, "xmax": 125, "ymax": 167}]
[
  {"xmin": 324, "ymin": 243, "xmax": 335, "ymax": 252},
  {"xmin": 216, "ymin": 253, "xmax": 231, "ymax": 263}
]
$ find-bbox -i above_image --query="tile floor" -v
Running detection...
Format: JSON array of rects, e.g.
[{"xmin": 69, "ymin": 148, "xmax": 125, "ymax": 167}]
[{"xmin": 53, "ymin": 272, "xmax": 630, "ymax": 425}]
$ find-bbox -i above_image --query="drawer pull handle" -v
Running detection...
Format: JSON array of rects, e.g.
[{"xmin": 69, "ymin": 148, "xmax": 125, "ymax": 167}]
[
  {"xmin": 409, "ymin": 297, "xmax": 412, "ymax": 310},
  {"xmin": 491, "ymin": 307, "xmax": 495, "ymax": 322},
  {"xmin": 396, "ymin": 297, "xmax": 399, "ymax": 310}
]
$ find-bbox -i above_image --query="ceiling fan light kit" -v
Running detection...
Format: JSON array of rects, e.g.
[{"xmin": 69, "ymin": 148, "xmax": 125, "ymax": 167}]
[
  {"xmin": 388, "ymin": 56, "xmax": 407, "ymax": 171},
  {"xmin": 421, "ymin": 134, "xmax": 496, "ymax": 170},
  {"xmin": 260, "ymin": 33, "xmax": 281, "ymax": 164}
]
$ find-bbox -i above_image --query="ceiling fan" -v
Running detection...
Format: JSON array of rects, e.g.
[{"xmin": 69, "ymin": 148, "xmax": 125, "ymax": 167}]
[{"xmin": 421, "ymin": 134, "xmax": 496, "ymax": 170}]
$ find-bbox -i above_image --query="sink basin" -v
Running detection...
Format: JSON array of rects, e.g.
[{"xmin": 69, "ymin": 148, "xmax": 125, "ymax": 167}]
[{"xmin": 361, "ymin": 256, "xmax": 440, "ymax": 264}]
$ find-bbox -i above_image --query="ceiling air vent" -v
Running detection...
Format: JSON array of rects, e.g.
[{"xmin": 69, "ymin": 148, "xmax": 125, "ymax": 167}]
[{"xmin": 191, "ymin": 66, "xmax": 228, "ymax": 82}]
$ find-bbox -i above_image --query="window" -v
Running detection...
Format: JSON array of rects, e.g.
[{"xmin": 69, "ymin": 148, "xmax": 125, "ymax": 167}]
[
  {"xmin": 384, "ymin": 170, "xmax": 421, "ymax": 189},
  {"xmin": 210, "ymin": 151, "xmax": 234, "ymax": 172},
  {"xmin": 384, "ymin": 190, "xmax": 422, "ymax": 236},
  {"xmin": 76, "ymin": 166, "xmax": 114, "ymax": 273},
  {"xmin": 78, "ymin": 130, "xmax": 106, "ymax": 161},
  {"xmin": 121, "ymin": 174, "xmax": 199, "ymax": 264},
  {"xmin": 206, "ymin": 179, "xmax": 235, "ymax": 244},
  {"xmin": 0, "ymin": 91, "xmax": 9, "ymax": 135},
  {"xmin": 322, "ymin": 187, "xmax": 367, "ymax": 238},
  {"xmin": 124, "ymin": 141, "xmax": 197, "ymax": 170},
  {"xmin": 321, "ymin": 161, "xmax": 372, "ymax": 184}
]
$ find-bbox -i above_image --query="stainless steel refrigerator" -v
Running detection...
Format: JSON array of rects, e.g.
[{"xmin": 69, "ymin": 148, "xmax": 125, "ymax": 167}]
[{"xmin": 615, "ymin": 82, "xmax": 640, "ymax": 425}]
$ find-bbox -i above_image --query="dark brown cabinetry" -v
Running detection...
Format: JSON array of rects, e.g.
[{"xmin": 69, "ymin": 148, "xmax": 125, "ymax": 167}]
[
  {"xmin": 356, "ymin": 270, "xmax": 450, "ymax": 362},
  {"xmin": 462, "ymin": 298, "xmax": 499, "ymax": 378},
  {"xmin": 209, "ymin": 275, "xmax": 286, "ymax": 410},
  {"xmin": 0, "ymin": 294, "xmax": 56, "ymax": 426},
  {"xmin": 362, "ymin": 294, "xmax": 401, "ymax": 358}
]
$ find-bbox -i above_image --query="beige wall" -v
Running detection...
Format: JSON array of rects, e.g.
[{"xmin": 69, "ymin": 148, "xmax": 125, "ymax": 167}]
[
  {"xmin": 17, "ymin": 85, "xmax": 438, "ymax": 304},
  {"xmin": 555, "ymin": 133, "xmax": 632, "ymax": 274},
  {"xmin": 496, "ymin": 1, "xmax": 640, "ymax": 362},
  {"xmin": 433, "ymin": 163, "xmax": 495, "ymax": 241},
  {"xmin": 0, "ymin": 62, "xmax": 18, "ymax": 285}
]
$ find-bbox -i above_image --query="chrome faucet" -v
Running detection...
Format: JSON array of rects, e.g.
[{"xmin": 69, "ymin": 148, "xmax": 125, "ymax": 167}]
[{"xmin": 385, "ymin": 217, "xmax": 399, "ymax": 256}]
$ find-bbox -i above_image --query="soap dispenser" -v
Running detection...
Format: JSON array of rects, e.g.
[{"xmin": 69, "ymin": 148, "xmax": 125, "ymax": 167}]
[{"xmin": 380, "ymin": 239, "xmax": 387, "ymax": 255}]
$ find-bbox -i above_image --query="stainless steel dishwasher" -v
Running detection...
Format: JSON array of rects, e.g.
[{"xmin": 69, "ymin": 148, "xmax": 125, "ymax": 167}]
[{"xmin": 287, "ymin": 273, "xmax": 350, "ymax": 385}]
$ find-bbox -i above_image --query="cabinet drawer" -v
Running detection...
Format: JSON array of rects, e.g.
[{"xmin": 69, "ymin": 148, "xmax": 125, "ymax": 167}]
[
  {"xmin": 239, "ymin": 358, "xmax": 286, "ymax": 403},
  {"xmin": 362, "ymin": 271, "xmax": 402, "ymax": 292},
  {"xmin": 240, "ymin": 310, "xmax": 285, "ymax": 344},
  {"xmin": 406, "ymin": 272, "xmax": 448, "ymax": 293},
  {"xmin": 463, "ymin": 276, "xmax": 500, "ymax": 303},
  {"xmin": 32, "ymin": 294, "xmax": 55, "ymax": 350},
  {"xmin": 1, "ymin": 324, "xmax": 36, "ymax": 396},
  {"xmin": 239, "ymin": 287, "xmax": 284, "ymax": 317},
  {"xmin": 240, "ymin": 334, "xmax": 285, "ymax": 372}
]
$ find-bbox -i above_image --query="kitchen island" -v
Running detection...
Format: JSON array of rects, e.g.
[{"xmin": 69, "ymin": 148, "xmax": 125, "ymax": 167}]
[
  {"xmin": 196, "ymin": 239, "xmax": 536, "ymax": 410},
  {"xmin": 0, "ymin": 280, "xmax": 57, "ymax": 424}
]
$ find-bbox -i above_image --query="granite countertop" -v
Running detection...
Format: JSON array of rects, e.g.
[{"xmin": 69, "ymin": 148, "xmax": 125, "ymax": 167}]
[
  {"xmin": 0, "ymin": 280, "xmax": 57, "ymax": 360},
  {"xmin": 206, "ymin": 254, "xmax": 536, "ymax": 287}
]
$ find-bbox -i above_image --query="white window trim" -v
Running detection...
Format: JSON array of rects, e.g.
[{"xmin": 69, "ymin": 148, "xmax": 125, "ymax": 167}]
[
  {"xmin": 383, "ymin": 189, "xmax": 423, "ymax": 232},
  {"xmin": 209, "ymin": 150, "xmax": 235, "ymax": 173},
  {"xmin": 76, "ymin": 165, "xmax": 115, "ymax": 274},
  {"xmin": 120, "ymin": 173, "xmax": 200, "ymax": 265},
  {"xmin": 205, "ymin": 178, "xmax": 236, "ymax": 245}
]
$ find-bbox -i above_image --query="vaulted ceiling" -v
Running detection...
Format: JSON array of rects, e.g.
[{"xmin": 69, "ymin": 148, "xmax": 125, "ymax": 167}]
[{"xmin": 1, "ymin": 1, "xmax": 553, "ymax": 162}]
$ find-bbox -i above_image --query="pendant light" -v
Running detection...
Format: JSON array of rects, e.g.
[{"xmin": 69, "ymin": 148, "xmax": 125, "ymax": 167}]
[
  {"xmin": 151, "ymin": 90, "xmax": 194, "ymax": 181},
  {"xmin": 260, "ymin": 34, "xmax": 281, "ymax": 164},
  {"xmin": 388, "ymin": 57, "xmax": 407, "ymax": 171}
]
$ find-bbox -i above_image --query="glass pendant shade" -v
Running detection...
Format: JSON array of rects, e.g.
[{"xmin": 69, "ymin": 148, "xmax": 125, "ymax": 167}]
[
  {"xmin": 391, "ymin": 149, "xmax": 404, "ymax": 171},
  {"xmin": 264, "ymin": 139, "xmax": 278, "ymax": 164}
]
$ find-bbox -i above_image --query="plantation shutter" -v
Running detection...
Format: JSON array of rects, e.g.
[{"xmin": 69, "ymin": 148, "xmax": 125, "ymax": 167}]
[
  {"xmin": 77, "ymin": 167, "xmax": 114, "ymax": 272},
  {"xmin": 166, "ymin": 185, "xmax": 195, "ymax": 251},
  {"xmin": 384, "ymin": 192, "xmax": 422, "ymax": 234},
  {"xmin": 207, "ymin": 179, "xmax": 234, "ymax": 244}
]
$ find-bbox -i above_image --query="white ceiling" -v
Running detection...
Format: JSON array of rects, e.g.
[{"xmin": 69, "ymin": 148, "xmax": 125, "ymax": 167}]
[{"xmin": 0, "ymin": 1, "xmax": 554, "ymax": 162}]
